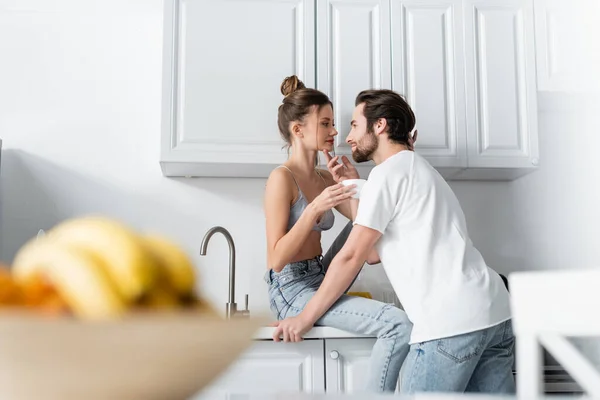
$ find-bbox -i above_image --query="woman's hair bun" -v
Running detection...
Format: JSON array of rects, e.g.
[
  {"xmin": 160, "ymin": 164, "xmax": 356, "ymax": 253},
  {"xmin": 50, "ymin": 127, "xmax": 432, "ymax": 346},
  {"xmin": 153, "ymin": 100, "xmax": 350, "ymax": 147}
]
[{"xmin": 280, "ymin": 75, "xmax": 306, "ymax": 97}]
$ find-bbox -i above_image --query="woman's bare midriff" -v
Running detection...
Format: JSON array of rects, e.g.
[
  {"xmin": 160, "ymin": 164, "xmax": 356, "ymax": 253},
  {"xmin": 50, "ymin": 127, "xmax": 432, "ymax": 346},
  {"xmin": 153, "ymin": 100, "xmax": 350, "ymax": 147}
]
[{"xmin": 288, "ymin": 230, "xmax": 323, "ymax": 264}]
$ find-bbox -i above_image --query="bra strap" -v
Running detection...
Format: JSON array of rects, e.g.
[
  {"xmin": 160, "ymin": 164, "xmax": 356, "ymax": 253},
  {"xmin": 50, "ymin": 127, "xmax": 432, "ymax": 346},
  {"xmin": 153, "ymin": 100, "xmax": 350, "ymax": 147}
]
[
  {"xmin": 276, "ymin": 165, "xmax": 301, "ymax": 191},
  {"xmin": 315, "ymin": 168, "xmax": 327, "ymax": 184}
]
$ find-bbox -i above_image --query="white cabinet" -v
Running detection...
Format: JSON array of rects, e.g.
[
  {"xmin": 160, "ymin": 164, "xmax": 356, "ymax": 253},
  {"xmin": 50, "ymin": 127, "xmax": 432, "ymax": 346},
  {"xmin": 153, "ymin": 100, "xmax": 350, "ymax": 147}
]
[
  {"xmin": 324, "ymin": 338, "xmax": 377, "ymax": 393},
  {"xmin": 457, "ymin": 0, "xmax": 540, "ymax": 180},
  {"xmin": 192, "ymin": 337, "xmax": 384, "ymax": 398},
  {"xmin": 161, "ymin": 0, "xmax": 541, "ymax": 181},
  {"xmin": 533, "ymin": 0, "xmax": 600, "ymax": 93},
  {"xmin": 316, "ymin": 0, "xmax": 390, "ymax": 176},
  {"xmin": 194, "ymin": 340, "xmax": 325, "ymax": 399},
  {"xmin": 391, "ymin": 0, "xmax": 468, "ymax": 176},
  {"xmin": 160, "ymin": 0, "xmax": 315, "ymax": 178}
]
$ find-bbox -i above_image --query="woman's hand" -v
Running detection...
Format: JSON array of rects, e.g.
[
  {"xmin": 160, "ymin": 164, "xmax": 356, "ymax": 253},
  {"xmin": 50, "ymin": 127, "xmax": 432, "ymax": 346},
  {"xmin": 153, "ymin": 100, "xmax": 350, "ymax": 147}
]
[
  {"xmin": 324, "ymin": 150, "xmax": 360, "ymax": 183},
  {"xmin": 310, "ymin": 183, "xmax": 356, "ymax": 216},
  {"xmin": 271, "ymin": 314, "xmax": 314, "ymax": 342}
]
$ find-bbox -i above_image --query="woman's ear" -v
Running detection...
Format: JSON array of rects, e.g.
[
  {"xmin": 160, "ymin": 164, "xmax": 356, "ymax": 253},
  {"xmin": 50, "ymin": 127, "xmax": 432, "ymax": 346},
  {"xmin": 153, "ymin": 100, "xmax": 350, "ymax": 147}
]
[{"xmin": 291, "ymin": 122, "xmax": 303, "ymax": 138}]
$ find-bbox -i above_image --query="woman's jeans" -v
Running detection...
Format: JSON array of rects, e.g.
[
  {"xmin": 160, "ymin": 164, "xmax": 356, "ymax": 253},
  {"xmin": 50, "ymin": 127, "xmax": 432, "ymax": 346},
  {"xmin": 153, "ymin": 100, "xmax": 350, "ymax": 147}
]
[{"xmin": 264, "ymin": 222, "xmax": 412, "ymax": 392}]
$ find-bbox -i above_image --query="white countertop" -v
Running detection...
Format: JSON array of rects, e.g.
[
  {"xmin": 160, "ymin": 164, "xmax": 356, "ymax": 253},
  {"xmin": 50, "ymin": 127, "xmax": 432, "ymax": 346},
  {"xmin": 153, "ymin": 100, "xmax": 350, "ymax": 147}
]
[
  {"xmin": 194, "ymin": 392, "xmax": 589, "ymax": 400},
  {"xmin": 253, "ymin": 326, "xmax": 375, "ymax": 340}
]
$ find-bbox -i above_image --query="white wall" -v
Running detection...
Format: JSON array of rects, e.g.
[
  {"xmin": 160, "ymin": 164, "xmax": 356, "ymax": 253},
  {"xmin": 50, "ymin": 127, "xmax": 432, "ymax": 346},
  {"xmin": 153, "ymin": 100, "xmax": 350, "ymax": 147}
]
[
  {"xmin": 451, "ymin": 97, "xmax": 600, "ymax": 275},
  {"xmin": 1, "ymin": 0, "xmax": 599, "ymax": 316}
]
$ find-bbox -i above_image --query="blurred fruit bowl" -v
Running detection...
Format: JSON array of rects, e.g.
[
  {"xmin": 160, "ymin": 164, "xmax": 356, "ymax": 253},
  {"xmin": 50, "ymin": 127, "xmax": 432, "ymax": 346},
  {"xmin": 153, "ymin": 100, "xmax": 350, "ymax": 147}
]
[
  {"xmin": 0, "ymin": 310, "xmax": 267, "ymax": 400},
  {"xmin": 0, "ymin": 215, "xmax": 267, "ymax": 399}
]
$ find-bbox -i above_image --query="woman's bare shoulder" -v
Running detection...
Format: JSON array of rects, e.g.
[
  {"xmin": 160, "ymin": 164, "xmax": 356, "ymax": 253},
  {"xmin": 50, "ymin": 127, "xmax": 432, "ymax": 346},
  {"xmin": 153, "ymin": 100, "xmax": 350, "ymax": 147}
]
[{"xmin": 266, "ymin": 166, "xmax": 297, "ymax": 199}]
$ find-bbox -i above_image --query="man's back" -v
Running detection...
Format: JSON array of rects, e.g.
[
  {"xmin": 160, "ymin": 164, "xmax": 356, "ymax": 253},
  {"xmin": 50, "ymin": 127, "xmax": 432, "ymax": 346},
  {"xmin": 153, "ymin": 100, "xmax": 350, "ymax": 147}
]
[{"xmin": 355, "ymin": 150, "xmax": 511, "ymax": 344}]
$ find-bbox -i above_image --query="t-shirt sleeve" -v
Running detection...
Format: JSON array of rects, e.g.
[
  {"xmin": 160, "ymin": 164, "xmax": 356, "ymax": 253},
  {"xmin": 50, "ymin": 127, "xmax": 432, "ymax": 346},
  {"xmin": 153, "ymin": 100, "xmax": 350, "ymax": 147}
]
[{"xmin": 353, "ymin": 169, "xmax": 403, "ymax": 234}]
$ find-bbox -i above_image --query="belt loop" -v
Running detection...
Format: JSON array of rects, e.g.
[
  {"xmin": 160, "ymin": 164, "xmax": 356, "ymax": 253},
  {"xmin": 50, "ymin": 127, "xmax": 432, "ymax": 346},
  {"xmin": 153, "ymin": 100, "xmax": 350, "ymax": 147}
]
[
  {"xmin": 317, "ymin": 255, "xmax": 325, "ymax": 273},
  {"xmin": 264, "ymin": 269, "xmax": 273, "ymax": 284}
]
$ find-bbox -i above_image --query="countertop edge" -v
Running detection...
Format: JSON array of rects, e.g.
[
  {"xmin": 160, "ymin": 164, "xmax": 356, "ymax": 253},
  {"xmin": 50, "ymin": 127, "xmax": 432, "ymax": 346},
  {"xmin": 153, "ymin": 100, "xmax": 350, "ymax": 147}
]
[{"xmin": 252, "ymin": 326, "xmax": 376, "ymax": 340}]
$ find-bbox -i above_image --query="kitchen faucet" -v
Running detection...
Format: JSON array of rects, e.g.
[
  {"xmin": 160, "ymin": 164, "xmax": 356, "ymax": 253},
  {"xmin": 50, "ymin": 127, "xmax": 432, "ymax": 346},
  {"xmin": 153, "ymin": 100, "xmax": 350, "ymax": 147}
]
[{"xmin": 199, "ymin": 226, "xmax": 249, "ymax": 319}]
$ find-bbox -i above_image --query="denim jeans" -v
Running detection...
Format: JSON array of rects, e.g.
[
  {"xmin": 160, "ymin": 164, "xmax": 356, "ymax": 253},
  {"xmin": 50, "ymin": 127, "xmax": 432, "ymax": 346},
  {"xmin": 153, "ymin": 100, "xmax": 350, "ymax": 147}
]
[
  {"xmin": 264, "ymin": 222, "xmax": 412, "ymax": 392},
  {"xmin": 400, "ymin": 319, "xmax": 516, "ymax": 394}
]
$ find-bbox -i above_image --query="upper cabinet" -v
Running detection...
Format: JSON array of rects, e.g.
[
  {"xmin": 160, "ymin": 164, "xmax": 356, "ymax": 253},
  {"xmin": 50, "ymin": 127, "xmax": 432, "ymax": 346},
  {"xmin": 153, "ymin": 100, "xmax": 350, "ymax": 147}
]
[
  {"xmin": 160, "ymin": 0, "xmax": 315, "ymax": 177},
  {"xmin": 533, "ymin": 0, "xmax": 600, "ymax": 94},
  {"xmin": 460, "ymin": 0, "xmax": 540, "ymax": 180},
  {"xmin": 160, "ymin": 0, "xmax": 541, "ymax": 180},
  {"xmin": 391, "ymin": 0, "xmax": 468, "ymax": 177},
  {"xmin": 316, "ymin": 0, "xmax": 390, "ymax": 176}
]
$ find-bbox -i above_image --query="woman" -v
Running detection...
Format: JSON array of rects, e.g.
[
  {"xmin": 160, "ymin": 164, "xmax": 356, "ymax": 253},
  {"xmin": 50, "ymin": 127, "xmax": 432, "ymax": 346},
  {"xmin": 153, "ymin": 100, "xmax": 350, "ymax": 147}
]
[{"xmin": 263, "ymin": 75, "xmax": 412, "ymax": 393}]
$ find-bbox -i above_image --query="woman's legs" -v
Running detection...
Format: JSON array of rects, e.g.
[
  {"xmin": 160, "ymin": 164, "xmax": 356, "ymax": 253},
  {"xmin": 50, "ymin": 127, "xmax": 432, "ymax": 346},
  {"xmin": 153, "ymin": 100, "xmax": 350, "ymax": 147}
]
[
  {"xmin": 271, "ymin": 222, "xmax": 412, "ymax": 392},
  {"xmin": 284, "ymin": 290, "xmax": 412, "ymax": 392}
]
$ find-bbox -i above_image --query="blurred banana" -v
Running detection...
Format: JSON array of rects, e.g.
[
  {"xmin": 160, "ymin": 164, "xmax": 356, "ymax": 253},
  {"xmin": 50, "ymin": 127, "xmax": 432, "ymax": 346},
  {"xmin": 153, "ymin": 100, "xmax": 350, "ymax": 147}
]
[
  {"xmin": 142, "ymin": 234, "xmax": 196, "ymax": 299},
  {"xmin": 4, "ymin": 216, "xmax": 209, "ymax": 319},
  {"xmin": 140, "ymin": 283, "xmax": 180, "ymax": 310},
  {"xmin": 47, "ymin": 216, "xmax": 157, "ymax": 301},
  {"xmin": 12, "ymin": 237, "xmax": 127, "ymax": 319}
]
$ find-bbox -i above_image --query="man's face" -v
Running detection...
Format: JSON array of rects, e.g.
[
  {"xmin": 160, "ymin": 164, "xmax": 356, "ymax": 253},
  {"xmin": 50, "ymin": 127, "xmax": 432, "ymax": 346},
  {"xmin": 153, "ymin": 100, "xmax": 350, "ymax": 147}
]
[{"xmin": 347, "ymin": 103, "xmax": 378, "ymax": 163}]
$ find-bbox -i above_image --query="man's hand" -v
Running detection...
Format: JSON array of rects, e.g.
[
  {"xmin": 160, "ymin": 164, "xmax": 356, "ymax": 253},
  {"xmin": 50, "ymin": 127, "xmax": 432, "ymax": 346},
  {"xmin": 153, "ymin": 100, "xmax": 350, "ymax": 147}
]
[
  {"xmin": 408, "ymin": 129, "xmax": 418, "ymax": 151},
  {"xmin": 324, "ymin": 150, "xmax": 360, "ymax": 183},
  {"xmin": 271, "ymin": 314, "xmax": 314, "ymax": 342}
]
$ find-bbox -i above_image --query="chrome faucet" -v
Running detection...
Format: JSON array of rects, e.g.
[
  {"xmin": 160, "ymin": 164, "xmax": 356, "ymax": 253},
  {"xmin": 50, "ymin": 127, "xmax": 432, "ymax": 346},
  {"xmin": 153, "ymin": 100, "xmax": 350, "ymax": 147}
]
[{"xmin": 199, "ymin": 226, "xmax": 249, "ymax": 319}]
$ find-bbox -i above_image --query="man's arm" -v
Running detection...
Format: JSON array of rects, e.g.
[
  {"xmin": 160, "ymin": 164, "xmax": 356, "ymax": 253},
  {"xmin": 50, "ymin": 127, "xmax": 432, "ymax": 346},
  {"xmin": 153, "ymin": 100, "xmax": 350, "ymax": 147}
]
[
  {"xmin": 272, "ymin": 225, "xmax": 382, "ymax": 341},
  {"xmin": 302, "ymin": 225, "xmax": 381, "ymax": 322},
  {"xmin": 366, "ymin": 248, "xmax": 381, "ymax": 265}
]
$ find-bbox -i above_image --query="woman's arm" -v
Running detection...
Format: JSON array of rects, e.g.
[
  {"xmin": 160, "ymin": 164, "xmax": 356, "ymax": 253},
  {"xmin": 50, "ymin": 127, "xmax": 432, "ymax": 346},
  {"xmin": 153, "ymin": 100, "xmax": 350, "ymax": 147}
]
[
  {"xmin": 319, "ymin": 169, "xmax": 380, "ymax": 264},
  {"xmin": 365, "ymin": 249, "xmax": 381, "ymax": 265},
  {"xmin": 264, "ymin": 169, "xmax": 321, "ymax": 272},
  {"xmin": 318, "ymin": 169, "xmax": 358, "ymax": 221}
]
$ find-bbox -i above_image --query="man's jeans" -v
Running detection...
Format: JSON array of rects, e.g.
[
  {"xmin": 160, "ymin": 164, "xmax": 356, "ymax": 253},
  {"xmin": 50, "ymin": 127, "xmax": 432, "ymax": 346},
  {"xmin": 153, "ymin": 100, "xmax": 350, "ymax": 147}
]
[
  {"xmin": 400, "ymin": 319, "xmax": 516, "ymax": 394},
  {"xmin": 264, "ymin": 222, "xmax": 412, "ymax": 392}
]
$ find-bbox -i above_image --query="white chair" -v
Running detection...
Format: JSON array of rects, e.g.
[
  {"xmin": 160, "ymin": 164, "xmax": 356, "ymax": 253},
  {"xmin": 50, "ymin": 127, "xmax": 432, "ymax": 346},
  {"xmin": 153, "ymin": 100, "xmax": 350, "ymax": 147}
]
[{"xmin": 510, "ymin": 269, "xmax": 600, "ymax": 398}]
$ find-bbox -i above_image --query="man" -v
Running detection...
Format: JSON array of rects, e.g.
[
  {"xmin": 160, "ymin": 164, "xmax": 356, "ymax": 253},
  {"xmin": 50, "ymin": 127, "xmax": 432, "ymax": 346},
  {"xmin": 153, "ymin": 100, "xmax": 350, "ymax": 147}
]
[{"xmin": 272, "ymin": 89, "xmax": 515, "ymax": 394}]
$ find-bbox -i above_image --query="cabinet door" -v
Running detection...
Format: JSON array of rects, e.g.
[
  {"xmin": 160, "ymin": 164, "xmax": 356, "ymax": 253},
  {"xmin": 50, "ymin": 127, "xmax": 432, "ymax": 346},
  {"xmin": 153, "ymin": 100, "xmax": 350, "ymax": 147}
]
[
  {"xmin": 194, "ymin": 340, "xmax": 325, "ymax": 399},
  {"xmin": 324, "ymin": 338, "xmax": 378, "ymax": 393},
  {"xmin": 463, "ymin": 0, "xmax": 539, "ymax": 170},
  {"xmin": 534, "ymin": 0, "xmax": 600, "ymax": 93},
  {"xmin": 316, "ymin": 0, "xmax": 391, "ymax": 175},
  {"xmin": 391, "ymin": 0, "xmax": 467, "ymax": 169},
  {"xmin": 160, "ymin": 0, "xmax": 315, "ymax": 177}
]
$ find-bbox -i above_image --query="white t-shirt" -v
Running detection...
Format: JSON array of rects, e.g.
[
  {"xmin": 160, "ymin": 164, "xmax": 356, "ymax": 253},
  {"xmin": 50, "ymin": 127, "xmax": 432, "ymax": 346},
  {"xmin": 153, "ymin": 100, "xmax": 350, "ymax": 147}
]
[{"xmin": 354, "ymin": 150, "xmax": 511, "ymax": 344}]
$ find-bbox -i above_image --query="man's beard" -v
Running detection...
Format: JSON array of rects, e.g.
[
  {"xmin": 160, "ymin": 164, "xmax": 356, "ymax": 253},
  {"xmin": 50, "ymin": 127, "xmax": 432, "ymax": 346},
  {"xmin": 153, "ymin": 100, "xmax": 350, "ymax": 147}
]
[{"xmin": 352, "ymin": 132, "xmax": 378, "ymax": 163}]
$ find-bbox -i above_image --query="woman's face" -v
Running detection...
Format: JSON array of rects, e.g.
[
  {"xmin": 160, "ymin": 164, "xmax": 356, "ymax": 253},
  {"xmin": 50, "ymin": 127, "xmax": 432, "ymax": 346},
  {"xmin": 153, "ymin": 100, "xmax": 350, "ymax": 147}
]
[{"xmin": 296, "ymin": 104, "xmax": 337, "ymax": 152}]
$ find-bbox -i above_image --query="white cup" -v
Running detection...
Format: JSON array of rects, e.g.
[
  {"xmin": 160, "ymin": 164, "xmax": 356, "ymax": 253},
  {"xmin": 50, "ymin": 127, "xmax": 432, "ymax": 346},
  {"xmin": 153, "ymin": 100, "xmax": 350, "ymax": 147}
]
[{"xmin": 341, "ymin": 178, "xmax": 366, "ymax": 199}]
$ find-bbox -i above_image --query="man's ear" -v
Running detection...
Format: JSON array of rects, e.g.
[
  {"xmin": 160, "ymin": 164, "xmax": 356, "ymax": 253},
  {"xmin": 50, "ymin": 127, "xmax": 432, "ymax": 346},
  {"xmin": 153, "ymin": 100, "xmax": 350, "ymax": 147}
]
[{"xmin": 374, "ymin": 118, "xmax": 387, "ymax": 136}]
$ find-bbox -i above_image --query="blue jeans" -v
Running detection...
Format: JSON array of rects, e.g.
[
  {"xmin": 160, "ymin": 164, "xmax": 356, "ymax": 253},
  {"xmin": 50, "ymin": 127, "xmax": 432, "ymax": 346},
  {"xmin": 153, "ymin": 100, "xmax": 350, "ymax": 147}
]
[
  {"xmin": 400, "ymin": 319, "xmax": 516, "ymax": 394},
  {"xmin": 264, "ymin": 222, "xmax": 412, "ymax": 392}
]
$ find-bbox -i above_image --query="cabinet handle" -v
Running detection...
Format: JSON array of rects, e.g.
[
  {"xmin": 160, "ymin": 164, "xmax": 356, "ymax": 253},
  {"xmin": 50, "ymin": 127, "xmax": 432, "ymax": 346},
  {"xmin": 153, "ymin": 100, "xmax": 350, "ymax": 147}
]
[{"xmin": 330, "ymin": 350, "xmax": 339, "ymax": 360}]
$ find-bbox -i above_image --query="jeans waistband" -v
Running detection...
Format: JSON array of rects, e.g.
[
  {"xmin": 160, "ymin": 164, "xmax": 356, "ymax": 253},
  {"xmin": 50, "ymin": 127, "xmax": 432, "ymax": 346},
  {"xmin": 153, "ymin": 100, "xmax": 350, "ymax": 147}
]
[{"xmin": 264, "ymin": 256, "xmax": 323, "ymax": 285}]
